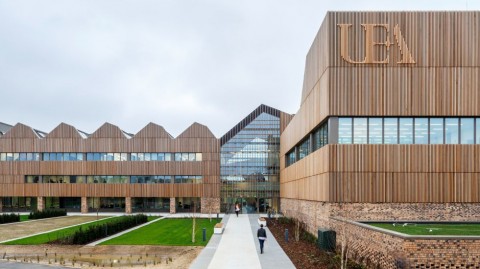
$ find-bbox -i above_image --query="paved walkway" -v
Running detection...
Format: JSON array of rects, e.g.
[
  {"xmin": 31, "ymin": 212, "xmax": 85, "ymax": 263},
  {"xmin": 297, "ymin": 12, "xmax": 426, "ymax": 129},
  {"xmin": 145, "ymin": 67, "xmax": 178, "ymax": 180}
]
[{"xmin": 190, "ymin": 214, "xmax": 295, "ymax": 269}]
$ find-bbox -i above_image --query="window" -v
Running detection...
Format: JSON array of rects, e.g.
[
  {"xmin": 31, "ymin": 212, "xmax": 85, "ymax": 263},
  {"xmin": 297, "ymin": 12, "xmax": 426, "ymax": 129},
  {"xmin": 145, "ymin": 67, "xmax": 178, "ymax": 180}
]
[
  {"xmin": 174, "ymin": 175, "xmax": 202, "ymax": 184},
  {"xmin": 415, "ymin": 118, "xmax": 428, "ymax": 144},
  {"xmin": 399, "ymin": 118, "xmax": 413, "ymax": 144},
  {"xmin": 353, "ymin": 118, "xmax": 367, "ymax": 144},
  {"xmin": 430, "ymin": 118, "xmax": 444, "ymax": 144},
  {"xmin": 445, "ymin": 118, "xmax": 459, "ymax": 144},
  {"xmin": 384, "ymin": 118, "xmax": 398, "ymax": 144},
  {"xmin": 368, "ymin": 118, "xmax": 383, "ymax": 144},
  {"xmin": 338, "ymin": 118, "xmax": 352, "ymax": 144},
  {"xmin": 461, "ymin": 118, "xmax": 474, "ymax": 144},
  {"xmin": 313, "ymin": 128, "xmax": 321, "ymax": 150},
  {"xmin": 286, "ymin": 150, "xmax": 296, "ymax": 166},
  {"xmin": 298, "ymin": 138, "xmax": 310, "ymax": 160}
]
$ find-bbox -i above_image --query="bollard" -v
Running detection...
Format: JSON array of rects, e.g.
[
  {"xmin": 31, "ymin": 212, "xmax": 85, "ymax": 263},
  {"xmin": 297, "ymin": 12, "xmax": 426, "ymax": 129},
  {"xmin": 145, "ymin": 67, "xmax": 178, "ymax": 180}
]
[
  {"xmin": 202, "ymin": 228, "xmax": 206, "ymax": 242},
  {"xmin": 216, "ymin": 213, "xmax": 219, "ymax": 220},
  {"xmin": 285, "ymin": 229, "xmax": 288, "ymax": 242}
]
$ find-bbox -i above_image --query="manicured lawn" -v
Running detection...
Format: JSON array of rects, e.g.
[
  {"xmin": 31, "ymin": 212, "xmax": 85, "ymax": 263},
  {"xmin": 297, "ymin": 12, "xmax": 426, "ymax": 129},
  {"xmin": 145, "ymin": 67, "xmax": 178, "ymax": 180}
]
[
  {"xmin": 368, "ymin": 222, "xmax": 480, "ymax": 236},
  {"xmin": 20, "ymin": 215, "xmax": 29, "ymax": 222},
  {"xmin": 100, "ymin": 218, "xmax": 220, "ymax": 246},
  {"xmin": 3, "ymin": 217, "xmax": 118, "ymax": 245}
]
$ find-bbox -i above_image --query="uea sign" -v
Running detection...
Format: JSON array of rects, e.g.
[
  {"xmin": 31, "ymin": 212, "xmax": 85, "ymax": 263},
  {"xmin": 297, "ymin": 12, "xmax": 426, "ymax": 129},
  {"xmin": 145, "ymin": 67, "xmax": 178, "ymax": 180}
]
[{"xmin": 337, "ymin": 24, "xmax": 415, "ymax": 64}]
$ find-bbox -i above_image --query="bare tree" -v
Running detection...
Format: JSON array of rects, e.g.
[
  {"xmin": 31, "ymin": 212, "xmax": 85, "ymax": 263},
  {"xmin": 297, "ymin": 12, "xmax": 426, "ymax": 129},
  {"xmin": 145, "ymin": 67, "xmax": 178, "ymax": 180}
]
[
  {"xmin": 203, "ymin": 198, "xmax": 216, "ymax": 222},
  {"xmin": 191, "ymin": 201, "xmax": 196, "ymax": 243},
  {"xmin": 338, "ymin": 221, "xmax": 350, "ymax": 269}
]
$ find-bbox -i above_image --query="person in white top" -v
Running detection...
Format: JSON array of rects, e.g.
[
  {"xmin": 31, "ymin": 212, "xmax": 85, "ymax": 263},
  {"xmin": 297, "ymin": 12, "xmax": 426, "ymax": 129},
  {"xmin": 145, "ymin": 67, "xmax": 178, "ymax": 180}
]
[{"xmin": 235, "ymin": 203, "xmax": 240, "ymax": 217}]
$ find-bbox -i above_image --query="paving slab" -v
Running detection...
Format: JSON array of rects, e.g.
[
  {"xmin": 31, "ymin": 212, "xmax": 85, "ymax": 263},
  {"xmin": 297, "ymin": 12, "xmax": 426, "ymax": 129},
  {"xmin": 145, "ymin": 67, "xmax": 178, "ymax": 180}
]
[
  {"xmin": 190, "ymin": 213, "xmax": 295, "ymax": 269},
  {"xmin": 249, "ymin": 214, "xmax": 296, "ymax": 269}
]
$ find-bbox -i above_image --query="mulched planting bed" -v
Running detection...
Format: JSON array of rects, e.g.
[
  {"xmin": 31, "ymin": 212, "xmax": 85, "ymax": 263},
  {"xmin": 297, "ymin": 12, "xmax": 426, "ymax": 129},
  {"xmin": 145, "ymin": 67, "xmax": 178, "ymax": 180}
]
[
  {"xmin": 267, "ymin": 218, "xmax": 337, "ymax": 269},
  {"xmin": 268, "ymin": 217, "xmax": 364, "ymax": 269}
]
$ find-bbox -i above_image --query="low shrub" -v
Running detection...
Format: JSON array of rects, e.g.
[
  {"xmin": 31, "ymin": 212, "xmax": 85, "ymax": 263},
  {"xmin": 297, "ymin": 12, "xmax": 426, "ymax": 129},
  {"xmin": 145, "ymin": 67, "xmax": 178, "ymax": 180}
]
[
  {"xmin": 278, "ymin": 216, "xmax": 294, "ymax": 225},
  {"xmin": 301, "ymin": 229, "xmax": 317, "ymax": 244},
  {"xmin": 60, "ymin": 214, "xmax": 148, "ymax": 245},
  {"xmin": 0, "ymin": 213, "xmax": 20, "ymax": 224},
  {"xmin": 29, "ymin": 209, "xmax": 67, "ymax": 220}
]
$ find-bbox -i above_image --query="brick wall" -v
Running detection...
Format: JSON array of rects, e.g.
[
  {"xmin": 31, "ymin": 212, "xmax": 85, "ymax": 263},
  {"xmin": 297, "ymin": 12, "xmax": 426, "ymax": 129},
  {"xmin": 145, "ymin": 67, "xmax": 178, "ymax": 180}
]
[
  {"xmin": 281, "ymin": 198, "xmax": 480, "ymax": 268},
  {"xmin": 200, "ymin": 197, "xmax": 220, "ymax": 214}
]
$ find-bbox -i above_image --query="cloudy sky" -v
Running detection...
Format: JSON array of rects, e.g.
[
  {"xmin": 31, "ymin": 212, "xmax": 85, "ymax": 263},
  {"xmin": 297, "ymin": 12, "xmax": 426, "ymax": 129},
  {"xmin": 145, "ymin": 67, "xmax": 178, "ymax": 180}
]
[{"xmin": 1, "ymin": 1, "xmax": 479, "ymax": 137}]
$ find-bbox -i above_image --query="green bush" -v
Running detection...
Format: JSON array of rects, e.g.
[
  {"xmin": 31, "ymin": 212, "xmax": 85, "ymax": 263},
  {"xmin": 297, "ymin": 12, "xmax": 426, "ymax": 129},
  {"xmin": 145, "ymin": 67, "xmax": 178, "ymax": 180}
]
[
  {"xmin": 301, "ymin": 229, "xmax": 317, "ymax": 244},
  {"xmin": 278, "ymin": 216, "xmax": 294, "ymax": 225},
  {"xmin": 60, "ymin": 214, "xmax": 148, "ymax": 245},
  {"xmin": 0, "ymin": 213, "xmax": 20, "ymax": 224},
  {"xmin": 29, "ymin": 209, "xmax": 67, "ymax": 220}
]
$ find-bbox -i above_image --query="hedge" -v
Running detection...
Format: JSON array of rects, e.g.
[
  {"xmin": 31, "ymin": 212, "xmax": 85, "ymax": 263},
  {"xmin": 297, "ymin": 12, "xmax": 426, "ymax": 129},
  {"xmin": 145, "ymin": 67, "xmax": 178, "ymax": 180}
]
[
  {"xmin": 29, "ymin": 209, "xmax": 67, "ymax": 220},
  {"xmin": 0, "ymin": 213, "xmax": 20, "ymax": 224},
  {"xmin": 59, "ymin": 214, "xmax": 148, "ymax": 245}
]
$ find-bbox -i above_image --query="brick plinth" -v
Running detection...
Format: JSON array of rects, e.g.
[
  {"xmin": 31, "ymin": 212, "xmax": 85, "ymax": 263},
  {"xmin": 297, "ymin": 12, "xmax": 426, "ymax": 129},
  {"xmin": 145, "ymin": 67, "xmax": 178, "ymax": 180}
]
[
  {"xmin": 125, "ymin": 197, "xmax": 132, "ymax": 214},
  {"xmin": 81, "ymin": 197, "xmax": 88, "ymax": 213},
  {"xmin": 170, "ymin": 197, "xmax": 176, "ymax": 214},
  {"xmin": 37, "ymin": 197, "xmax": 45, "ymax": 211},
  {"xmin": 200, "ymin": 197, "xmax": 220, "ymax": 214},
  {"xmin": 281, "ymin": 198, "xmax": 480, "ymax": 269}
]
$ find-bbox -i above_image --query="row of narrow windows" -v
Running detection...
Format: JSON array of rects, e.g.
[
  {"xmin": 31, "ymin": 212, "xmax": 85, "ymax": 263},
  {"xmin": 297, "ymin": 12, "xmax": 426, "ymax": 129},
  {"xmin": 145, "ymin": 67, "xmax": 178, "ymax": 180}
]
[
  {"xmin": 286, "ymin": 122, "xmax": 328, "ymax": 167},
  {"xmin": 25, "ymin": 175, "xmax": 203, "ymax": 184},
  {"xmin": 286, "ymin": 117, "xmax": 480, "ymax": 167},
  {"xmin": 338, "ymin": 117, "xmax": 480, "ymax": 145},
  {"xmin": 0, "ymin": 152, "xmax": 202, "ymax": 162}
]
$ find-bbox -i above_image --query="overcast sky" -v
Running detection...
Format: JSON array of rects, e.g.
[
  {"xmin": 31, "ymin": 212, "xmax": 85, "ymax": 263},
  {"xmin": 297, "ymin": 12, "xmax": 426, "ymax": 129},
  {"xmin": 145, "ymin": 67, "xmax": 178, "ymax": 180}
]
[{"xmin": 1, "ymin": 1, "xmax": 479, "ymax": 137}]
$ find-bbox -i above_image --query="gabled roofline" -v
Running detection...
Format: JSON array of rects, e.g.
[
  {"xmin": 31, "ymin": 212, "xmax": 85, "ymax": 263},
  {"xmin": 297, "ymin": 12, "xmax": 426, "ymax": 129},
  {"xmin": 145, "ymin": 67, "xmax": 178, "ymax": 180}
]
[{"xmin": 220, "ymin": 104, "xmax": 284, "ymax": 146}]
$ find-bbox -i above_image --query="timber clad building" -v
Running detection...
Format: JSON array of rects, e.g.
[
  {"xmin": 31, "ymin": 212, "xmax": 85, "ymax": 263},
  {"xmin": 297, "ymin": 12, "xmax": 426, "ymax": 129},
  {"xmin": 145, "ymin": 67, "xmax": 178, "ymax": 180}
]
[
  {"xmin": 0, "ymin": 105, "xmax": 290, "ymax": 215},
  {"xmin": 280, "ymin": 11, "xmax": 480, "ymax": 268},
  {"xmin": 1, "ymin": 11, "xmax": 480, "ymax": 268}
]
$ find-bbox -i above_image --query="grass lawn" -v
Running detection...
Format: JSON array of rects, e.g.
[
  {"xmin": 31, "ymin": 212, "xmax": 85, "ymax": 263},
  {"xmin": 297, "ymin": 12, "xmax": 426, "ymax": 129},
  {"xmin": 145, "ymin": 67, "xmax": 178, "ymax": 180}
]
[
  {"xmin": 100, "ymin": 218, "xmax": 220, "ymax": 246},
  {"xmin": 3, "ymin": 217, "xmax": 118, "ymax": 245},
  {"xmin": 20, "ymin": 215, "xmax": 29, "ymax": 222},
  {"xmin": 368, "ymin": 222, "xmax": 480, "ymax": 236}
]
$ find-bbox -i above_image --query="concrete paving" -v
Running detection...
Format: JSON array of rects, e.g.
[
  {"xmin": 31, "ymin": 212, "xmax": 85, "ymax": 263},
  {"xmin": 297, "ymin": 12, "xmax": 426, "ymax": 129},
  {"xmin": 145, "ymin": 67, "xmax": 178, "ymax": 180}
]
[
  {"xmin": 248, "ymin": 215, "xmax": 295, "ymax": 269},
  {"xmin": 190, "ymin": 213, "xmax": 295, "ymax": 269}
]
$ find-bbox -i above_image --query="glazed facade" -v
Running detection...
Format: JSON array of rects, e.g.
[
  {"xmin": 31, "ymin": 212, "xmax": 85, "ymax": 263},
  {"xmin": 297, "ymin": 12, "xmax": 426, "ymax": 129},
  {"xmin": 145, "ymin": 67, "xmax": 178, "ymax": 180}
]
[
  {"xmin": 0, "ymin": 105, "xmax": 289, "ymax": 214},
  {"xmin": 220, "ymin": 107, "xmax": 283, "ymax": 213}
]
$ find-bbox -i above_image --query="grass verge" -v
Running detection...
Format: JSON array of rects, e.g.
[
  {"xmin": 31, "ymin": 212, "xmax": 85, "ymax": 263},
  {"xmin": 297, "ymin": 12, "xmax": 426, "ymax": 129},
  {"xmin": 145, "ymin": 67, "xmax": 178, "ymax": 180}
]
[
  {"xmin": 368, "ymin": 222, "xmax": 480, "ymax": 235},
  {"xmin": 3, "ymin": 217, "xmax": 115, "ymax": 245},
  {"xmin": 100, "ymin": 218, "xmax": 220, "ymax": 246}
]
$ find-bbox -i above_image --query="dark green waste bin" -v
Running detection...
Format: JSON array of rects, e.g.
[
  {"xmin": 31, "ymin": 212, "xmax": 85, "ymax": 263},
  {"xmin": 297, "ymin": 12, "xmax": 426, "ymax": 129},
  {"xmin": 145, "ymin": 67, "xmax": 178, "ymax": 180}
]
[{"xmin": 317, "ymin": 228, "xmax": 336, "ymax": 252}]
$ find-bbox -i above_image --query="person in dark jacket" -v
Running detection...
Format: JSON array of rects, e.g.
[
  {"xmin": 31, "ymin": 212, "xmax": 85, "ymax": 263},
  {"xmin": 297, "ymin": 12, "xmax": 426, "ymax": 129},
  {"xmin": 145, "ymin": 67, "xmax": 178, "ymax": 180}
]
[{"xmin": 257, "ymin": 224, "xmax": 267, "ymax": 254}]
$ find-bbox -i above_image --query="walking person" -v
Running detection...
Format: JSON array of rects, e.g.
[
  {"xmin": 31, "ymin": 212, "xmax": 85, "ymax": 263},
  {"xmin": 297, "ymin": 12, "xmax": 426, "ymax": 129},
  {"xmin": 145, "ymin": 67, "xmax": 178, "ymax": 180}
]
[
  {"xmin": 235, "ymin": 203, "xmax": 240, "ymax": 217},
  {"xmin": 257, "ymin": 224, "xmax": 267, "ymax": 254}
]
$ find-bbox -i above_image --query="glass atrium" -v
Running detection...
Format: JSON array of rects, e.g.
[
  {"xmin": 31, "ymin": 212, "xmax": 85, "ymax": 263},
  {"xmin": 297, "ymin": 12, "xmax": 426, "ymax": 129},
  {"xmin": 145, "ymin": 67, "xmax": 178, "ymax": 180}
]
[{"xmin": 220, "ymin": 111, "xmax": 281, "ymax": 214}]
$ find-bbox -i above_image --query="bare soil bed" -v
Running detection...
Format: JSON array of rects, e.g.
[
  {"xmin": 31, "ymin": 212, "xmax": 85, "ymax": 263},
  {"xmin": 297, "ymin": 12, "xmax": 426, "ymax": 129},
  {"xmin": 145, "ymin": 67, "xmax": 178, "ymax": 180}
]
[
  {"xmin": 0, "ymin": 245, "xmax": 201, "ymax": 268},
  {"xmin": 0, "ymin": 216, "xmax": 107, "ymax": 242},
  {"xmin": 268, "ymin": 218, "xmax": 336, "ymax": 269}
]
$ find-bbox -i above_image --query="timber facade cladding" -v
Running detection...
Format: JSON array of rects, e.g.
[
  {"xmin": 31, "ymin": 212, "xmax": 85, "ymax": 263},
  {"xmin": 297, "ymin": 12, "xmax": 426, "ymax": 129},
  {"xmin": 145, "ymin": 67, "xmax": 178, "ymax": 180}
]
[
  {"xmin": 0, "ymin": 122, "xmax": 220, "ymax": 213},
  {"xmin": 280, "ymin": 11, "xmax": 480, "ymax": 268},
  {"xmin": 281, "ymin": 11, "xmax": 480, "ymax": 204}
]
